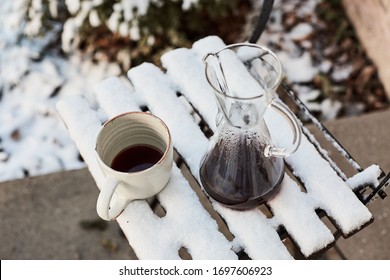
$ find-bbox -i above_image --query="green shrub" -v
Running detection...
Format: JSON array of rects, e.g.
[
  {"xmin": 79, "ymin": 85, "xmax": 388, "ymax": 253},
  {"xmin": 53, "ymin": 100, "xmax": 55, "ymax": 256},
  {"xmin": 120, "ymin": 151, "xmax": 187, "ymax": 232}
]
[{"xmin": 25, "ymin": 0, "xmax": 251, "ymax": 71}]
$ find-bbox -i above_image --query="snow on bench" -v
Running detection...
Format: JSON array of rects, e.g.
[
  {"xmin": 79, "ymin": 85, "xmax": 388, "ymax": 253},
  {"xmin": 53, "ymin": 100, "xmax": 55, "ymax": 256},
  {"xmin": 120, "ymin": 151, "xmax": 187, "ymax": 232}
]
[
  {"xmin": 57, "ymin": 36, "xmax": 380, "ymax": 259},
  {"xmin": 57, "ymin": 80, "xmax": 235, "ymax": 260}
]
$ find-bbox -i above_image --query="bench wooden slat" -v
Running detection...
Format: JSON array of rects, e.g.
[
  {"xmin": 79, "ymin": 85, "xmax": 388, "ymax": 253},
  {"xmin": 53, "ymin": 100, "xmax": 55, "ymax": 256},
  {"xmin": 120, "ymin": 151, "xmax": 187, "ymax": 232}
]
[{"xmin": 57, "ymin": 35, "xmax": 377, "ymax": 259}]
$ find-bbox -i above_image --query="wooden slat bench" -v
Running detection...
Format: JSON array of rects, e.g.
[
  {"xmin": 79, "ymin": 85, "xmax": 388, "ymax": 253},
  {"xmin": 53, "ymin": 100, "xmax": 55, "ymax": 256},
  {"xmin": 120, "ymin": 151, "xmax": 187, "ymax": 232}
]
[{"xmin": 56, "ymin": 36, "xmax": 387, "ymax": 260}]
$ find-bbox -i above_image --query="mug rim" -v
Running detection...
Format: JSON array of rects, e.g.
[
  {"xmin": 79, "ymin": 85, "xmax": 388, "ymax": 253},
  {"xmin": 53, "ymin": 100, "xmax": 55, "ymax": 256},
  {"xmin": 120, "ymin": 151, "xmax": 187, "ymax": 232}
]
[{"xmin": 95, "ymin": 111, "xmax": 172, "ymax": 175}]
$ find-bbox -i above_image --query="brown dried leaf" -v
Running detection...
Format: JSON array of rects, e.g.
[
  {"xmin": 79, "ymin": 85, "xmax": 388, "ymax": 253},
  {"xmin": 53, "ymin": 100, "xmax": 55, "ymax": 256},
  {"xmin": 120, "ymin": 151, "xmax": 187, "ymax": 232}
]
[
  {"xmin": 357, "ymin": 66, "xmax": 376, "ymax": 87},
  {"xmin": 11, "ymin": 129, "xmax": 21, "ymax": 141}
]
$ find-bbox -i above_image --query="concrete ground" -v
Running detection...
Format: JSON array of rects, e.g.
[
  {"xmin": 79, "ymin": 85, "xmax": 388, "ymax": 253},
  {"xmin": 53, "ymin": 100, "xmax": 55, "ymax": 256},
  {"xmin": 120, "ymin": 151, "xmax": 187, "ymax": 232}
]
[
  {"xmin": 0, "ymin": 109, "xmax": 389, "ymax": 260},
  {"xmin": 312, "ymin": 109, "xmax": 390, "ymax": 260},
  {"xmin": 0, "ymin": 168, "xmax": 137, "ymax": 260}
]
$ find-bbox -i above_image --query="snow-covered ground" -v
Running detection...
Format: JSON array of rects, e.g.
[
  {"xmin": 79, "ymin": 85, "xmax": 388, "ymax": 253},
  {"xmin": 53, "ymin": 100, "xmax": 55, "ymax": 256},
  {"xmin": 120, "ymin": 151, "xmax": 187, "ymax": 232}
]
[
  {"xmin": 0, "ymin": 1, "xmax": 121, "ymax": 181},
  {"xmin": 0, "ymin": 0, "xmax": 354, "ymax": 182}
]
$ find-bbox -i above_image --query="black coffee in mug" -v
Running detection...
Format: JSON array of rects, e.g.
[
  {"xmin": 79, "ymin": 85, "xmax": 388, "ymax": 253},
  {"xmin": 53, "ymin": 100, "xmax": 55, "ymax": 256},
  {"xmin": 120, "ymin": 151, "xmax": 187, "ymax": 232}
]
[{"xmin": 111, "ymin": 144, "xmax": 163, "ymax": 173}]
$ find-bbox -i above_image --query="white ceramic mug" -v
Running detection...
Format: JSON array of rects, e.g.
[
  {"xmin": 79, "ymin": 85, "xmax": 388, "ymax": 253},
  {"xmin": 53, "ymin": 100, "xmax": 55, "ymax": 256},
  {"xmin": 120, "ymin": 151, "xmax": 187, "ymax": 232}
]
[{"xmin": 95, "ymin": 112, "xmax": 173, "ymax": 221}]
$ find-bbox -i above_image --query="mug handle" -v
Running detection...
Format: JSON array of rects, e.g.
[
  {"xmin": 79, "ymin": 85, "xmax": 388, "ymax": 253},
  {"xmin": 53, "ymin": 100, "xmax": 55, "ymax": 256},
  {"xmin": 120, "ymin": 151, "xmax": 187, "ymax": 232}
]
[
  {"xmin": 96, "ymin": 176, "xmax": 127, "ymax": 221},
  {"xmin": 265, "ymin": 98, "xmax": 302, "ymax": 158}
]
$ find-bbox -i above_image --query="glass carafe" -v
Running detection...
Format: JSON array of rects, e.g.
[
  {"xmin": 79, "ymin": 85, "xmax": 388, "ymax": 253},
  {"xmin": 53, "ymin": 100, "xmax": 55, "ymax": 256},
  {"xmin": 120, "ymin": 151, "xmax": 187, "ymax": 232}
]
[{"xmin": 200, "ymin": 43, "xmax": 302, "ymax": 210}]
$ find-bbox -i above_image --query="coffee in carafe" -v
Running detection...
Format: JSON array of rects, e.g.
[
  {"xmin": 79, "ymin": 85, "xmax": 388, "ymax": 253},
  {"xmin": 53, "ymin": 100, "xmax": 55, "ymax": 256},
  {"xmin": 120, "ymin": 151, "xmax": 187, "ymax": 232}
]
[{"xmin": 200, "ymin": 124, "xmax": 285, "ymax": 209}]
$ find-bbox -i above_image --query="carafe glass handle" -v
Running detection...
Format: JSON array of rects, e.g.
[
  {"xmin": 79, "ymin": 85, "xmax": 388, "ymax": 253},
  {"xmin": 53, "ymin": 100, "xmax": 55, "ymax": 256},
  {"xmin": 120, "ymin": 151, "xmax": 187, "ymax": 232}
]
[{"xmin": 265, "ymin": 99, "xmax": 302, "ymax": 158}]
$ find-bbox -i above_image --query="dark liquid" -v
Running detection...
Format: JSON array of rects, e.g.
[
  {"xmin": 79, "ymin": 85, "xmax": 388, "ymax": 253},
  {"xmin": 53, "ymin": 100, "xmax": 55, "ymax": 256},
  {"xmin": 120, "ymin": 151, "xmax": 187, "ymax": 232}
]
[
  {"xmin": 200, "ymin": 136, "xmax": 284, "ymax": 210},
  {"xmin": 111, "ymin": 145, "xmax": 163, "ymax": 173}
]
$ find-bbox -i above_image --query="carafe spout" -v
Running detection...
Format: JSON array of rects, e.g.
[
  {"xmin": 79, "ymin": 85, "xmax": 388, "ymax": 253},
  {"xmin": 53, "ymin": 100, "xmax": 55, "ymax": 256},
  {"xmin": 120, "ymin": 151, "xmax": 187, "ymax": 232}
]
[{"xmin": 203, "ymin": 52, "xmax": 231, "ymax": 97}]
